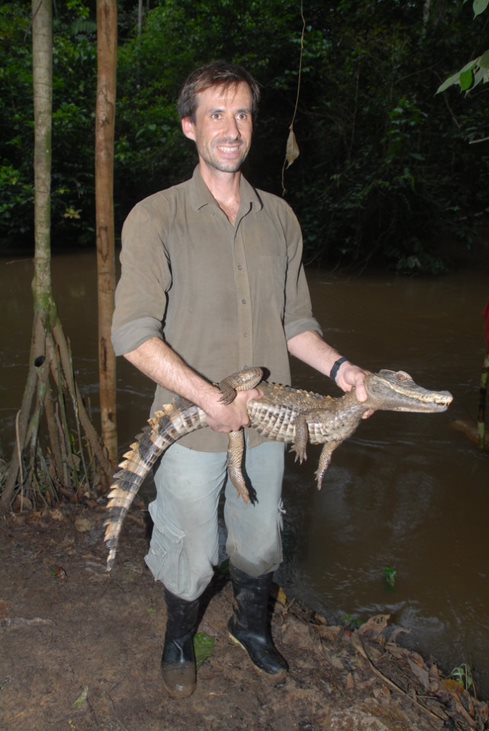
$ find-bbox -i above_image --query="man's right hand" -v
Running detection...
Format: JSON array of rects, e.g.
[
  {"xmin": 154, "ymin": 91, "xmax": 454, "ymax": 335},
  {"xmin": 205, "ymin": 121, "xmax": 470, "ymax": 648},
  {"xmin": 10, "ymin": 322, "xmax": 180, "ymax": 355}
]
[
  {"xmin": 124, "ymin": 339, "xmax": 263, "ymax": 432},
  {"xmin": 203, "ymin": 387, "xmax": 262, "ymax": 433}
]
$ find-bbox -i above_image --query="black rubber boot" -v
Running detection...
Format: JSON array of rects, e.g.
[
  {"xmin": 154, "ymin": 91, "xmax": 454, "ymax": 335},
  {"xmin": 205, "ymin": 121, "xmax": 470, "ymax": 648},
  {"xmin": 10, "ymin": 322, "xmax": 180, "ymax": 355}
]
[
  {"xmin": 228, "ymin": 565, "xmax": 288, "ymax": 678},
  {"xmin": 161, "ymin": 588, "xmax": 200, "ymax": 699}
]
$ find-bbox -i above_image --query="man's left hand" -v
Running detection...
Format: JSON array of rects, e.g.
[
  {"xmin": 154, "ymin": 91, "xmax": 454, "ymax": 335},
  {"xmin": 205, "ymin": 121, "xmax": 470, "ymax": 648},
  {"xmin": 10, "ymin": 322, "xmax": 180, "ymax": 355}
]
[{"xmin": 336, "ymin": 363, "xmax": 373, "ymax": 418}]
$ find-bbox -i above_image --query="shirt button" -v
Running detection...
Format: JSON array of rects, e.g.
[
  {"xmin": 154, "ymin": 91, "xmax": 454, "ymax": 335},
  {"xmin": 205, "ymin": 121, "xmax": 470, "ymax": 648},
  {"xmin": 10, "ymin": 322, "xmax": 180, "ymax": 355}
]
[
  {"xmin": 241, "ymin": 298, "xmax": 246, "ymax": 305},
  {"xmin": 237, "ymin": 264, "xmax": 243, "ymax": 271}
]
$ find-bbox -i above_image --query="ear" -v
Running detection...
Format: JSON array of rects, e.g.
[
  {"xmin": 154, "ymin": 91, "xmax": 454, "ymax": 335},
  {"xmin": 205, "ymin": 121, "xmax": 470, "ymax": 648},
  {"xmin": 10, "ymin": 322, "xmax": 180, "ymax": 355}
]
[{"xmin": 181, "ymin": 116, "xmax": 196, "ymax": 141}]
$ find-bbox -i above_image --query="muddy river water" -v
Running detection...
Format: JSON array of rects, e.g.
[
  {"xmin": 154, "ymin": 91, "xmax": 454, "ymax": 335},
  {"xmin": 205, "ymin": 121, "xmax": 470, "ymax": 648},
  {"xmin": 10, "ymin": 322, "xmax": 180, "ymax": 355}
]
[{"xmin": 1, "ymin": 251, "xmax": 488, "ymax": 696}]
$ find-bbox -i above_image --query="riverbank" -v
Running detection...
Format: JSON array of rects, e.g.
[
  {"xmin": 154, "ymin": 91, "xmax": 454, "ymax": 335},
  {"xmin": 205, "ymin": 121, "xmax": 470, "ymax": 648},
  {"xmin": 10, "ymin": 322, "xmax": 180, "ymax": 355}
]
[{"xmin": 1, "ymin": 504, "xmax": 487, "ymax": 731}]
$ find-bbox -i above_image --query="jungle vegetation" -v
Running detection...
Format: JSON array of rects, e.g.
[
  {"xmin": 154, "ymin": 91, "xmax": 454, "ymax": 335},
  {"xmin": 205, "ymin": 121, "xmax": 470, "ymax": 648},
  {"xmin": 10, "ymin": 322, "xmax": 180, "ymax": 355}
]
[{"xmin": 1, "ymin": 0, "xmax": 488, "ymax": 272}]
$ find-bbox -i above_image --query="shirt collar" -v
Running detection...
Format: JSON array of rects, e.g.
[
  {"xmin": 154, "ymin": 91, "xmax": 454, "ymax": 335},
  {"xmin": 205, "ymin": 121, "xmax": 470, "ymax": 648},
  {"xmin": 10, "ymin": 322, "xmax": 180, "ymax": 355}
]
[{"xmin": 189, "ymin": 165, "xmax": 263, "ymax": 214}]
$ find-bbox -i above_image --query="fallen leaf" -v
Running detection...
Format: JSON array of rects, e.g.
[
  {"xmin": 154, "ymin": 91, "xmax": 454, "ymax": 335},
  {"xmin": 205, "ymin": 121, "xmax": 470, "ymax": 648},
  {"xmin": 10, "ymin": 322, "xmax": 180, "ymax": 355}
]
[
  {"xmin": 52, "ymin": 566, "xmax": 68, "ymax": 580},
  {"xmin": 386, "ymin": 643, "xmax": 410, "ymax": 659},
  {"xmin": 13, "ymin": 495, "xmax": 33, "ymax": 512},
  {"xmin": 74, "ymin": 517, "xmax": 92, "ymax": 533},
  {"xmin": 25, "ymin": 510, "xmax": 43, "ymax": 523},
  {"xmin": 72, "ymin": 686, "xmax": 88, "ymax": 710},
  {"xmin": 408, "ymin": 658, "xmax": 430, "ymax": 691},
  {"xmin": 389, "ymin": 626, "xmax": 410, "ymax": 643},
  {"xmin": 316, "ymin": 624, "xmax": 342, "ymax": 643},
  {"xmin": 276, "ymin": 587, "xmax": 288, "ymax": 607},
  {"xmin": 312, "ymin": 612, "xmax": 328, "ymax": 625},
  {"xmin": 9, "ymin": 514, "xmax": 25, "ymax": 526},
  {"xmin": 442, "ymin": 678, "xmax": 464, "ymax": 695},
  {"xmin": 49, "ymin": 509, "xmax": 65, "ymax": 522},
  {"xmin": 321, "ymin": 648, "xmax": 345, "ymax": 670},
  {"xmin": 358, "ymin": 614, "xmax": 390, "ymax": 638}
]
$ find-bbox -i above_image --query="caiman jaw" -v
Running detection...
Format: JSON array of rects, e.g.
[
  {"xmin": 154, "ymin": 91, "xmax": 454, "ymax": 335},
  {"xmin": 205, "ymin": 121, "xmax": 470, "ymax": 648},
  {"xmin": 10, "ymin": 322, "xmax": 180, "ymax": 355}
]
[{"xmin": 365, "ymin": 370, "xmax": 453, "ymax": 413}]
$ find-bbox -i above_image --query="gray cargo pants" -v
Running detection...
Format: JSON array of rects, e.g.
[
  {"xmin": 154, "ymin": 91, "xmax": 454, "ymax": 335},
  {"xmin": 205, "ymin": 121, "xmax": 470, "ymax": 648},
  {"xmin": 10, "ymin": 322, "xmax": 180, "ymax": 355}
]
[{"xmin": 145, "ymin": 440, "xmax": 286, "ymax": 601}]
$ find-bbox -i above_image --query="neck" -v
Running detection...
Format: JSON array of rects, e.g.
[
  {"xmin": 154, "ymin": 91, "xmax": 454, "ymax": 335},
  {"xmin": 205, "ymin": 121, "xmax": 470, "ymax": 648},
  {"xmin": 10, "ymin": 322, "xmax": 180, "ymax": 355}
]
[
  {"xmin": 338, "ymin": 389, "xmax": 372, "ymax": 415},
  {"xmin": 199, "ymin": 162, "xmax": 241, "ymax": 218}
]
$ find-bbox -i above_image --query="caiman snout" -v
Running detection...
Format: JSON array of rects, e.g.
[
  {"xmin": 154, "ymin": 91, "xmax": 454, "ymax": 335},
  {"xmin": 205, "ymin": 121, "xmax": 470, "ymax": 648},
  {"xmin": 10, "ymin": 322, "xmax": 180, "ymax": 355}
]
[{"xmin": 366, "ymin": 369, "xmax": 453, "ymax": 413}]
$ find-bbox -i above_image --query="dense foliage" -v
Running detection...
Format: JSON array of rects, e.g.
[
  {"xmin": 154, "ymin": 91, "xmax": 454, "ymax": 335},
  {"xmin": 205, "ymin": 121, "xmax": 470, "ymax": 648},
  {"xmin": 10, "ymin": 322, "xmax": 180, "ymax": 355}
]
[{"xmin": 1, "ymin": 0, "xmax": 488, "ymax": 271}]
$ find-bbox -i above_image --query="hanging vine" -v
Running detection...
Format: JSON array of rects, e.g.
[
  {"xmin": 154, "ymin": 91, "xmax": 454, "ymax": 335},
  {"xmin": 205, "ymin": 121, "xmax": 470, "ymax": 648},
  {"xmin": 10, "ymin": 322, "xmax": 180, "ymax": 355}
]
[{"xmin": 281, "ymin": 0, "xmax": 305, "ymax": 196}]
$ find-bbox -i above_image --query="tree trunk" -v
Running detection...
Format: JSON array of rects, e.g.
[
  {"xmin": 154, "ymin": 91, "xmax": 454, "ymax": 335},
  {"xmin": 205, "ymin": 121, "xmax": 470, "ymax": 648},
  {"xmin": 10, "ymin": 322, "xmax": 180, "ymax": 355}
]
[
  {"xmin": 32, "ymin": 0, "xmax": 53, "ymax": 306},
  {"xmin": 137, "ymin": 0, "xmax": 143, "ymax": 35},
  {"xmin": 422, "ymin": 0, "xmax": 432, "ymax": 35},
  {"xmin": 95, "ymin": 0, "xmax": 118, "ymax": 466},
  {"xmin": 0, "ymin": 0, "xmax": 112, "ymax": 514}
]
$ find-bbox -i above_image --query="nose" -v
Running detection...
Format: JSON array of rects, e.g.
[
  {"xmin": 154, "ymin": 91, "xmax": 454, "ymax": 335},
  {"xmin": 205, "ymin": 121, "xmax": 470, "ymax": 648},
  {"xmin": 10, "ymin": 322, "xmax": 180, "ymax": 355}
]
[{"xmin": 224, "ymin": 114, "xmax": 241, "ymax": 140}]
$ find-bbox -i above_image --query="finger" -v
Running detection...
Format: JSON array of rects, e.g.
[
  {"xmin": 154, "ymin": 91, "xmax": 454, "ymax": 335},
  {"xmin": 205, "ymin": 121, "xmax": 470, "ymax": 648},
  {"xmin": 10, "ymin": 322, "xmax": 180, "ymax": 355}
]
[
  {"xmin": 237, "ymin": 387, "xmax": 263, "ymax": 403},
  {"xmin": 361, "ymin": 409, "xmax": 375, "ymax": 419},
  {"xmin": 354, "ymin": 382, "xmax": 368, "ymax": 402}
]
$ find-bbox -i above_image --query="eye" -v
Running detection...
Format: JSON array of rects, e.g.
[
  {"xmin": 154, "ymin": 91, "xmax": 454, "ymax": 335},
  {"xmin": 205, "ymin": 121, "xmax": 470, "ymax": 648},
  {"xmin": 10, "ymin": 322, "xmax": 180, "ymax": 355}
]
[
  {"xmin": 236, "ymin": 112, "xmax": 249, "ymax": 122},
  {"xmin": 210, "ymin": 111, "xmax": 222, "ymax": 120}
]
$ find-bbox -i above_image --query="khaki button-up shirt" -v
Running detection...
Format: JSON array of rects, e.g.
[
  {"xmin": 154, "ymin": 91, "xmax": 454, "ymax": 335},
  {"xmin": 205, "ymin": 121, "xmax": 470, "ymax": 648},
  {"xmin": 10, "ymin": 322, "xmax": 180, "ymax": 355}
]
[{"xmin": 112, "ymin": 166, "xmax": 321, "ymax": 451}]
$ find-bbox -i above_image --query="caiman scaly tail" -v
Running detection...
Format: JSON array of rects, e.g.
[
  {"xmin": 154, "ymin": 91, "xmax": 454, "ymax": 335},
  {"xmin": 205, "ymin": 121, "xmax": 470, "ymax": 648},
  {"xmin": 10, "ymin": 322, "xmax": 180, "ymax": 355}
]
[
  {"xmin": 104, "ymin": 401, "xmax": 208, "ymax": 572},
  {"xmin": 104, "ymin": 367, "xmax": 453, "ymax": 572},
  {"xmin": 104, "ymin": 367, "xmax": 263, "ymax": 572}
]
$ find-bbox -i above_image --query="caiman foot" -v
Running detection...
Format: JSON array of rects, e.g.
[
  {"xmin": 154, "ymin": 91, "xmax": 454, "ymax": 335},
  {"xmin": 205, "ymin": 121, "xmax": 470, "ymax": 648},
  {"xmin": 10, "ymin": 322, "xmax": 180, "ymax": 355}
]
[
  {"xmin": 227, "ymin": 431, "xmax": 253, "ymax": 503},
  {"xmin": 218, "ymin": 367, "xmax": 264, "ymax": 405},
  {"xmin": 290, "ymin": 415, "xmax": 309, "ymax": 464},
  {"xmin": 314, "ymin": 442, "xmax": 338, "ymax": 490},
  {"xmin": 289, "ymin": 443, "xmax": 307, "ymax": 464}
]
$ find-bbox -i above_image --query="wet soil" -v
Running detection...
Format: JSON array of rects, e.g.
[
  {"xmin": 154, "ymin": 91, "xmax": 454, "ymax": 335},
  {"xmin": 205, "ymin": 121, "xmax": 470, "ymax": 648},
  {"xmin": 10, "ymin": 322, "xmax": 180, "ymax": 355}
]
[{"xmin": 1, "ymin": 504, "xmax": 488, "ymax": 731}]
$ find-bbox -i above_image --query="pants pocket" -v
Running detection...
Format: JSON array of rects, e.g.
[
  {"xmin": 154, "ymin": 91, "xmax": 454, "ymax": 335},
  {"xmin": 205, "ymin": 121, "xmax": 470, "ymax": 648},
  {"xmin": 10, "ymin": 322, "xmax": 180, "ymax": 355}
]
[{"xmin": 145, "ymin": 520, "xmax": 186, "ymax": 594}]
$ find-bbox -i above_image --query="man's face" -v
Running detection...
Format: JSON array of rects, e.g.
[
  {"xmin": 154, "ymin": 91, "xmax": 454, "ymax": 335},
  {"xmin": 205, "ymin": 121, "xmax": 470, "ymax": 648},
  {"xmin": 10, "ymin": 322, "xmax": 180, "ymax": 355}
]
[{"xmin": 181, "ymin": 82, "xmax": 253, "ymax": 174}]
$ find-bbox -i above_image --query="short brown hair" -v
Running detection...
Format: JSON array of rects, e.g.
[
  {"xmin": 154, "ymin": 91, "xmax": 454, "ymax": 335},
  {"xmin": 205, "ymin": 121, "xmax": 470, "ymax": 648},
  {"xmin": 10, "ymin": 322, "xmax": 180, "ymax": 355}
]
[{"xmin": 177, "ymin": 61, "xmax": 261, "ymax": 121}]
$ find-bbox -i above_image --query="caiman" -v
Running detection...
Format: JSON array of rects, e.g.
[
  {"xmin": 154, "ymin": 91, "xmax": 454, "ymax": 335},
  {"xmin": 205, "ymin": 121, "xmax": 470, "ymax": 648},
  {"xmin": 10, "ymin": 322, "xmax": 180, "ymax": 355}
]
[{"xmin": 104, "ymin": 367, "xmax": 453, "ymax": 572}]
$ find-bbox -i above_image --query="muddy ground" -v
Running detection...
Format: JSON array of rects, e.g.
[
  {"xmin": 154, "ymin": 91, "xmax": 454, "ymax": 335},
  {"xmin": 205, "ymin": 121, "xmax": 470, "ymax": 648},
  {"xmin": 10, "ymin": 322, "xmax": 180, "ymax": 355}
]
[{"xmin": 1, "ymin": 503, "xmax": 488, "ymax": 731}]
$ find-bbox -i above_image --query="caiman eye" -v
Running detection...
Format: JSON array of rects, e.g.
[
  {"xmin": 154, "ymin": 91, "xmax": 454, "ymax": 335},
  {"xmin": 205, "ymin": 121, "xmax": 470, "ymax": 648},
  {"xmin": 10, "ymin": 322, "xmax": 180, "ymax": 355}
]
[{"xmin": 397, "ymin": 371, "xmax": 412, "ymax": 382}]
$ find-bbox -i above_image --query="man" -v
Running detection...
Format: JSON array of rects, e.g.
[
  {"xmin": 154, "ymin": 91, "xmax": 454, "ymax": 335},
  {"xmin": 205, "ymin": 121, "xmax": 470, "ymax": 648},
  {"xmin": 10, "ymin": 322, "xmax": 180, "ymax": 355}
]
[{"xmin": 112, "ymin": 61, "xmax": 368, "ymax": 699}]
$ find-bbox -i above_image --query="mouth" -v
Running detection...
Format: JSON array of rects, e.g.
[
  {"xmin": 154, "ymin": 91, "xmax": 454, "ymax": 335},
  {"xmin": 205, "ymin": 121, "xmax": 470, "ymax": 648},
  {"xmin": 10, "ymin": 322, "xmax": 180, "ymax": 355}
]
[
  {"xmin": 217, "ymin": 144, "xmax": 242, "ymax": 156},
  {"xmin": 396, "ymin": 398, "xmax": 452, "ymax": 413}
]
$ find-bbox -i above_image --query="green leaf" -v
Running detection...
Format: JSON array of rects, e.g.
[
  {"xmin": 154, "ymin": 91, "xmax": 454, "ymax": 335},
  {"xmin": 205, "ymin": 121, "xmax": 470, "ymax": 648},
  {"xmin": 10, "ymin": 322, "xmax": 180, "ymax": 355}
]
[
  {"xmin": 72, "ymin": 686, "xmax": 89, "ymax": 710},
  {"xmin": 460, "ymin": 68, "xmax": 474, "ymax": 91},
  {"xmin": 459, "ymin": 57, "xmax": 481, "ymax": 73},
  {"xmin": 437, "ymin": 59, "xmax": 474, "ymax": 93},
  {"xmin": 473, "ymin": 0, "xmax": 489, "ymax": 17},
  {"xmin": 450, "ymin": 663, "xmax": 474, "ymax": 691},
  {"xmin": 436, "ymin": 72, "xmax": 460, "ymax": 94},
  {"xmin": 472, "ymin": 67, "xmax": 485, "ymax": 88},
  {"xmin": 383, "ymin": 566, "xmax": 398, "ymax": 589},
  {"xmin": 193, "ymin": 632, "xmax": 215, "ymax": 669},
  {"xmin": 437, "ymin": 57, "xmax": 484, "ymax": 94}
]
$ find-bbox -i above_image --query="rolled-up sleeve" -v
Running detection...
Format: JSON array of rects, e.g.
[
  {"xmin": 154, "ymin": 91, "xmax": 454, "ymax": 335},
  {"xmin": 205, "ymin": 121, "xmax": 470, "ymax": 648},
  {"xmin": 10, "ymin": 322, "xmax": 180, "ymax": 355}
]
[
  {"xmin": 282, "ymin": 207, "xmax": 322, "ymax": 341},
  {"xmin": 112, "ymin": 202, "xmax": 171, "ymax": 356}
]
